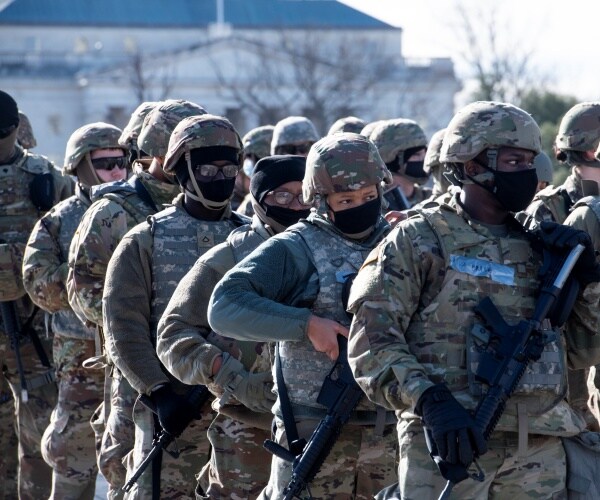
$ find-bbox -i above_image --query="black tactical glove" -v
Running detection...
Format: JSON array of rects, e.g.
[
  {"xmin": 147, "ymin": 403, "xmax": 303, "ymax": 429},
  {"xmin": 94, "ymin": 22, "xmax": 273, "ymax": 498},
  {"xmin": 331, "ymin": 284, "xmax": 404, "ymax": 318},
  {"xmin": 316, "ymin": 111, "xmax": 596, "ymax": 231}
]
[
  {"xmin": 415, "ymin": 384, "xmax": 487, "ymax": 467},
  {"xmin": 150, "ymin": 384, "xmax": 194, "ymax": 437},
  {"xmin": 539, "ymin": 221, "xmax": 600, "ymax": 286}
]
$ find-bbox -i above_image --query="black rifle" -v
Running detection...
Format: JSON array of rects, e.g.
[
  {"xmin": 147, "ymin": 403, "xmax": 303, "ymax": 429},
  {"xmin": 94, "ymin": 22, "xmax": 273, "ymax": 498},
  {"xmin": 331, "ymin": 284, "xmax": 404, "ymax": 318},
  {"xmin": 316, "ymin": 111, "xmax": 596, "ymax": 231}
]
[
  {"xmin": 1, "ymin": 301, "xmax": 30, "ymax": 402},
  {"xmin": 426, "ymin": 244, "xmax": 585, "ymax": 499},
  {"xmin": 122, "ymin": 384, "xmax": 210, "ymax": 493},
  {"xmin": 264, "ymin": 336, "xmax": 364, "ymax": 500}
]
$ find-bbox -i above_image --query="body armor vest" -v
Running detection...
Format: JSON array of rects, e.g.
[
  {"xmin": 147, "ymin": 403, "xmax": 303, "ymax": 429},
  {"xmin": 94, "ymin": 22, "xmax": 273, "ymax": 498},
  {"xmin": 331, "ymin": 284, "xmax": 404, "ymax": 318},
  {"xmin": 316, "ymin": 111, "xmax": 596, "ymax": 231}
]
[
  {"xmin": 533, "ymin": 184, "xmax": 571, "ymax": 224},
  {"xmin": 279, "ymin": 220, "xmax": 376, "ymax": 411},
  {"xmin": 91, "ymin": 179, "xmax": 154, "ymax": 225},
  {"xmin": 50, "ymin": 188, "xmax": 96, "ymax": 340},
  {"xmin": 0, "ymin": 152, "xmax": 51, "ymax": 244},
  {"xmin": 412, "ymin": 206, "xmax": 578, "ymax": 433},
  {"xmin": 149, "ymin": 205, "xmax": 237, "ymax": 337}
]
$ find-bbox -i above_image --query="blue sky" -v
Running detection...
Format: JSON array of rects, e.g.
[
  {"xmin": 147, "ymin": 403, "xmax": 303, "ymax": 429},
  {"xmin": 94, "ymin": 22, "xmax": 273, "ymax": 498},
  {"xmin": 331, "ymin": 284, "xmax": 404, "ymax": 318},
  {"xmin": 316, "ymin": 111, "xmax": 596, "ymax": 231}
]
[{"xmin": 341, "ymin": 0, "xmax": 599, "ymax": 102}]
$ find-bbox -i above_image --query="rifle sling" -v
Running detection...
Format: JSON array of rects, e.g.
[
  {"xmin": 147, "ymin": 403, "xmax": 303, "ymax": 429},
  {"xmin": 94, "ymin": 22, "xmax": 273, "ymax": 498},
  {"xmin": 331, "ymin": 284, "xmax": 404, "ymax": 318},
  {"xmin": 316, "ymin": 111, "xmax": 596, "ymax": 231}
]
[
  {"xmin": 22, "ymin": 307, "xmax": 52, "ymax": 368},
  {"xmin": 275, "ymin": 343, "xmax": 303, "ymax": 456},
  {"xmin": 152, "ymin": 412, "xmax": 163, "ymax": 500}
]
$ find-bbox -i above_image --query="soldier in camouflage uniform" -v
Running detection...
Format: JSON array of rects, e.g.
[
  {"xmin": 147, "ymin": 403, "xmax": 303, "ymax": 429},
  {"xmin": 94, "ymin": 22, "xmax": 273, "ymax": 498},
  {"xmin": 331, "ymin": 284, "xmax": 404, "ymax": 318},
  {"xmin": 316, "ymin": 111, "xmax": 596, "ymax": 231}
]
[
  {"xmin": 347, "ymin": 101, "xmax": 600, "ymax": 499},
  {"xmin": 236, "ymin": 125, "xmax": 275, "ymax": 216},
  {"xmin": 118, "ymin": 101, "xmax": 158, "ymax": 165},
  {"xmin": 156, "ymin": 155, "xmax": 312, "ymax": 498},
  {"xmin": 103, "ymin": 114, "xmax": 250, "ymax": 498},
  {"xmin": 23, "ymin": 122, "xmax": 127, "ymax": 499},
  {"xmin": 423, "ymin": 128, "xmax": 450, "ymax": 200},
  {"xmin": 270, "ymin": 116, "xmax": 319, "ymax": 156},
  {"xmin": 327, "ymin": 116, "xmax": 366, "ymax": 136},
  {"xmin": 368, "ymin": 118, "xmax": 430, "ymax": 211},
  {"xmin": 520, "ymin": 102, "xmax": 600, "ymax": 228},
  {"xmin": 517, "ymin": 103, "xmax": 600, "ymax": 432},
  {"xmin": 209, "ymin": 133, "xmax": 399, "ymax": 499},
  {"xmin": 68, "ymin": 100, "xmax": 203, "ymax": 498},
  {"xmin": 17, "ymin": 111, "xmax": 37, "ymax": 150},
  {"xmin": 0, "ymin": 90, "xmax": 73, "ymax": 499}
]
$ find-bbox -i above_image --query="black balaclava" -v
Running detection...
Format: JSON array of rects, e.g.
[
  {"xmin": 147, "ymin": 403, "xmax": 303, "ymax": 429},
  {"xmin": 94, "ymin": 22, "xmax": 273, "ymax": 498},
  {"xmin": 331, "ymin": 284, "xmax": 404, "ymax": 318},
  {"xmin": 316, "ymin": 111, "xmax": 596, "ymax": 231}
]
[{"xmin": 250, "ymin": 155, "xmax": 310, "ymax": 233}]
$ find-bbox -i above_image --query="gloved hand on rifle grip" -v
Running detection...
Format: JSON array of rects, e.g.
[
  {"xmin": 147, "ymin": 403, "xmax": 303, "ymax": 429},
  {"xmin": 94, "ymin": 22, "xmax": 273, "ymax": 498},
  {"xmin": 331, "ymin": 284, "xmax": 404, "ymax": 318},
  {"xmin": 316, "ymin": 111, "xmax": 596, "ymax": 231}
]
[
  {"xmin": 415, "ymin": 384, "xmax": 487, "ymax": 467},
  {"xmin": 213, "ymin": 352, "xmax": 276, "ymax": 413},
  {"xmin": 150, "ymin": 384, "xmax": 194, "ymax": 437},
  {"xmin": 538, "ymin": 221, "xmax": 600, "ymax": 286}
]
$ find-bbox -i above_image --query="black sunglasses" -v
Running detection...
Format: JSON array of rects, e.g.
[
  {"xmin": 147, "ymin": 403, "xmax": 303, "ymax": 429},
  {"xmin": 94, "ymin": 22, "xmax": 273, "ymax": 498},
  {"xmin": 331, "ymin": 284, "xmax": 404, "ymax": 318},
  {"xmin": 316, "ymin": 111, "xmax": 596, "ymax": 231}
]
[{"xmin": 91, "ymin": 156, "xmax": 128, "ymax": 171}]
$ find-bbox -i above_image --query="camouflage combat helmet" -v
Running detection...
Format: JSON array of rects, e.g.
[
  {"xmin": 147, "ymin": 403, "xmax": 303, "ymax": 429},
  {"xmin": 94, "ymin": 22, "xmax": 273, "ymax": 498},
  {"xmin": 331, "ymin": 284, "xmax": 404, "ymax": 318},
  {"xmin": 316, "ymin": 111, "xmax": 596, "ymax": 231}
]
[
  {"xmin": 440, "ymin": 101, "xmax": 541, "ymax": 167},
  {"xmin": 423, "ymin": 128, "xmax": 446, "ymax": 175},
  {"xmin": 370, "ymin": 119, "xmax": 427, "ymax": 165},
  {"xmin": 555, "ymin": 102, "xmax": 600, "ymax": 167},
  {"xmin": 16, "ymin": 111, "xmax": 36, "ymax": 149},
  {"xmin": 327, "ymin": 116, "xmax": 366, "ymax": 136},
  {"xmin": 360, "ymin": 120, "xmax": 385, "ymax": 139},
  {"xmin": 163, "ymin": 114, "xmax": 242, "ymax": 174},
  {"xmin": 63, "ymin": 122, "xmax": 123, "ymax": 174},
  {"xmin": 137, "ymin": 99, "xmax": 206, "ymax": 158},
  {"xmin": 118, "ymin": 101, "xmax": 159, "ymax": 150},
  {"xmin": 533, "ymin": 151, "xmax": 553, "ymax": 184},
  {"xmin": 303, "ymin": 132, "xmax": 392, "ymax": 204},
  {"xmin": 242, "ymin": 125, "xmax": 274, "ymax": 160},
  {"xmin": 271, "ymin": 116, "xmax": 319, "ymax": 153}
]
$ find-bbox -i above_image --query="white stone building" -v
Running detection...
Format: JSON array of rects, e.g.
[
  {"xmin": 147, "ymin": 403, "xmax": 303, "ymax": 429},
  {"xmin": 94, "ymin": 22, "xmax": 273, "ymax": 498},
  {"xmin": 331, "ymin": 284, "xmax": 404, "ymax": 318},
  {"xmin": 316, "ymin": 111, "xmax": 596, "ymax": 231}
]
[{"xmin": 0, "ymin": 0, "xmax": 460, "ymax": 162}]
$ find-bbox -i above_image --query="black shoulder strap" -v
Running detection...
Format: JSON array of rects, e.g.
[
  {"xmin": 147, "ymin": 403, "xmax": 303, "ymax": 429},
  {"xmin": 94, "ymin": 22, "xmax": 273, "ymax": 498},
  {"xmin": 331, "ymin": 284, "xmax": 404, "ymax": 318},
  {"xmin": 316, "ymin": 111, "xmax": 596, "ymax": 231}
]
[
  {"xmin": 560, "ymin": 189, "xmax": 574, "ymax": 215},
  {"xmin": 275, "ymin": 343, "xmax": 306, "ymax": 456}
]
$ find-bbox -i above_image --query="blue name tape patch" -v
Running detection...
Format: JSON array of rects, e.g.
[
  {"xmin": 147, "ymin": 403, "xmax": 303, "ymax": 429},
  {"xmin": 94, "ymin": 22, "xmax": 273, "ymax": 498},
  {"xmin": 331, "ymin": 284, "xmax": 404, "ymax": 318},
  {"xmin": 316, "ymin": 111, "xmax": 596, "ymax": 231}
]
[{"xmin": 449, "ymin": 254, "xmax": 515, "ymax": 285}]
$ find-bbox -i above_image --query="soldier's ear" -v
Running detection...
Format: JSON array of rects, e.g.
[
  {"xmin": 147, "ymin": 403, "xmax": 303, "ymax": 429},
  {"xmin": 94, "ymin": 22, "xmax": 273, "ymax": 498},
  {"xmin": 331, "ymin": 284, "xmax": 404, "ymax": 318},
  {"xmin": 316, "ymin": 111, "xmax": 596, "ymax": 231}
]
[{"xmin": 463, "ymin": 160, "xmax": 481, "ymax": 177}]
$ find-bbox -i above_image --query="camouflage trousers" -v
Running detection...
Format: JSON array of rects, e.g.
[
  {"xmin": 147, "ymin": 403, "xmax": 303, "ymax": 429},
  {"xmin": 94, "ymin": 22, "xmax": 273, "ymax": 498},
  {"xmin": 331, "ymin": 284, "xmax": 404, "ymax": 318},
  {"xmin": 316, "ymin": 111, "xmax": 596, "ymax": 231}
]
[
  {"xmin": 394, "ymin": 418, "xmax": 567, "ymax": 500},
  {"xmin": 259, "ymin": 417, "xmax": 398, "ymax": 499},
  {"xmin": 123, "ymin": 398, "xmax": 215, "ymax": 500},
  {"xmin": 197, "ymin": 413, "xmax": 271, "ymax": 498},
  {"xmin": 98, "ymin": 369, "xmax": 137, "ymax": 500},
  {"xmin": 0, "ymin": 367, "xmax": 18, "ymax": 499},
  {"xmin": 568, "ymin": 367, "xmax": 600, "ymax": 431},
  {"xmin": 0, "ymin": 337, "xmax": 57, "ymax": 500},
  {"xmin": 41, "ymin": 335, "xmax": 103, "ymax": 500}
]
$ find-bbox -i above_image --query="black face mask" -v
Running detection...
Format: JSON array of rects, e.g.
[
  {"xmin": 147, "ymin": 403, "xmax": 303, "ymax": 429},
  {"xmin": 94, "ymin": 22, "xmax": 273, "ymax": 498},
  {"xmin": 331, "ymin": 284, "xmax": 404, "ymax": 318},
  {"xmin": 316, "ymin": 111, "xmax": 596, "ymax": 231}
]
[
  {"xmin": 330, "ymin": 197, "xmax": 381, "ymax": 236},
  {"xmin": 492, "ymin": 169, "xmax": 538, "ymax": 212},
  {"xmin": 404, "ymin": 160, "xmax": 427, "ymax": 179},
  {"xmin": 264, "ymin": 204, "xmax": 311, "ymax": 228},
  {"xmin": 198, "ymin": 178, "xmax": 236, "ymax": 203}
]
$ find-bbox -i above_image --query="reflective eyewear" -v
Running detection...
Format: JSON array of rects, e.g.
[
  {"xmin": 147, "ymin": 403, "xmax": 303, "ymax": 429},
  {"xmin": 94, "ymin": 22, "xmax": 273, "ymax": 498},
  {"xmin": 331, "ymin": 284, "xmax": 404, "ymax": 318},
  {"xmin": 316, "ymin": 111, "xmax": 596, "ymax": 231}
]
[
  {"xmin": 91, "ymin": 156, "xmax": 128, "ymax": 171},
  {"xmin": 195, "ymin": 163, "xmax": 239, "ymax": 179},
  {"xmin": 266, "ymin": 190, "xmax": 313, "ymax": 207}
]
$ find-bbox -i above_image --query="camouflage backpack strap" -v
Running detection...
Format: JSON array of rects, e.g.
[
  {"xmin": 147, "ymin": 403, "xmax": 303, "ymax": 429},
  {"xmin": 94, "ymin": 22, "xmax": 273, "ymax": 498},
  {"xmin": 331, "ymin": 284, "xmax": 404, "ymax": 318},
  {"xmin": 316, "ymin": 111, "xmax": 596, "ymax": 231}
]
[
  {"xmin": 534, "ymin": 184, "xmax": 572, "ymax": 223},
  {"xmin": 572, "ymin": 195, "xmax": 600, "ymax": 225}
]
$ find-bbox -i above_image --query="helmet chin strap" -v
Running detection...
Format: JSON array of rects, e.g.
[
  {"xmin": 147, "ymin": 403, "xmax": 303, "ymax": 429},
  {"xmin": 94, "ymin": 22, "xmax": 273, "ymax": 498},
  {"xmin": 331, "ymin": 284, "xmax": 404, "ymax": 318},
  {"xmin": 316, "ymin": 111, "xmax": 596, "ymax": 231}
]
[
  {"xmin": 463, "ymin": 149, "xmax": 499, "ymax": 189},
  {"xmin": 184, "ymin": 150, "xmax": 230, "ymax": 210}
]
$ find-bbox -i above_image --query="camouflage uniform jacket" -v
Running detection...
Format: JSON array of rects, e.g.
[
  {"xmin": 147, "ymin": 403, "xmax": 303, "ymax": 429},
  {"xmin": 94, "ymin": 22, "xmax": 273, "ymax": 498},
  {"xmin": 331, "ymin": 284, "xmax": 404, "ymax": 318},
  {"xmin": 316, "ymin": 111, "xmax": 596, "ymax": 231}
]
[
  {"xmin": 103, "ymin": 195, "xmax": 248, "ymax": 395},
  {"xmin": 518, "ymin": 170, "xmax": 583, "ymax": 229},
  {"xmin": 347, "ymin": 196, "xmax": 600, "ymax": 436},
  {"xmin": 23, "ymin": 183, "xmax": 95, "ymax": 339},
  {"xmin": 67, "ymin": 165, "xmax": 180, "ymax": 327},
  {"xmin": 0, "ymin": 145, "xmax": 72, "ymax": 248},
  {"xmin": 157, "ymin": 215, "xmax": 273, "ymax": 423},
  {"xmin": 208, "ymin": 211, "xmax": 391, "ymax": 421}
]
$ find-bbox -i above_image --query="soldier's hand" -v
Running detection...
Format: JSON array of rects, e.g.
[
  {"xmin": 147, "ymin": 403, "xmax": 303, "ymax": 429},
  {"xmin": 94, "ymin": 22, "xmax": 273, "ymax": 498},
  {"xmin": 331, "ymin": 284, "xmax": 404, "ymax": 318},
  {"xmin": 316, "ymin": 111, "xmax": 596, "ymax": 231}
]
[
  {"xmin": 539, "ymin": 221, "xmax": 600, "ymax": 286},
  {"xmin": 307, "ymin": 314, "xmax": 349, "ymax": 361},
  {"xmin": 213, "ymin": 353, "xmax": 276, "ymax": 413},
  {"xmin": 150, "ymin": 384, "xmax": 194, "ymax": 437}
]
